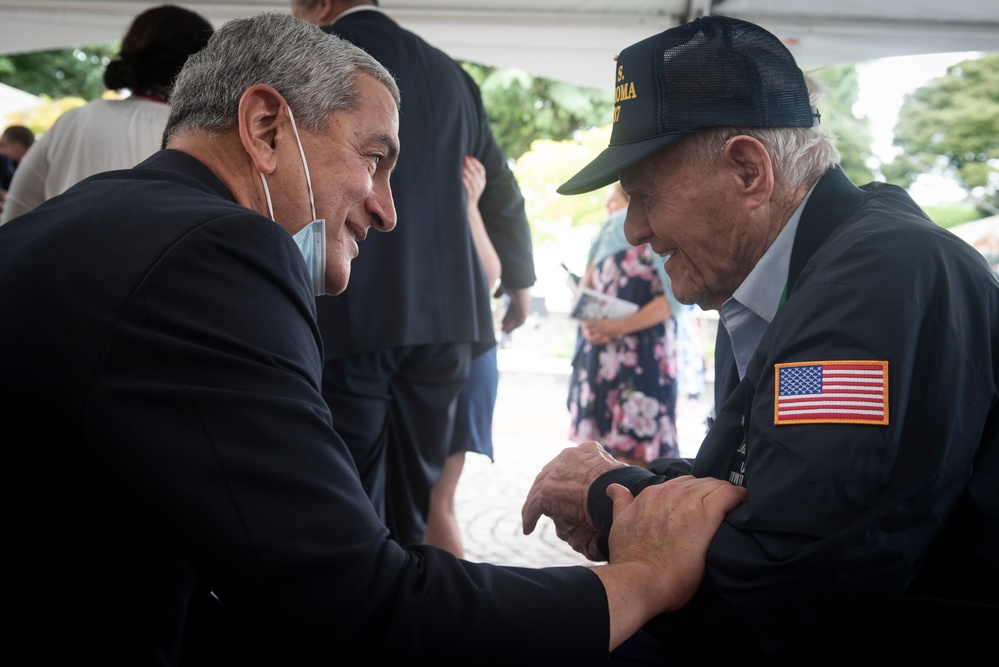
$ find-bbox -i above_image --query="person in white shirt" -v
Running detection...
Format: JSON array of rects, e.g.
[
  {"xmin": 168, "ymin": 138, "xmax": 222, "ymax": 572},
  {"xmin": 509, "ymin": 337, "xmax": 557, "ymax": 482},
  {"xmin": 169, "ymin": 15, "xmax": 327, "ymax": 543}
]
[{"xmin": 0, "ymin": 4, "xmax": 212, "ymax": 225}]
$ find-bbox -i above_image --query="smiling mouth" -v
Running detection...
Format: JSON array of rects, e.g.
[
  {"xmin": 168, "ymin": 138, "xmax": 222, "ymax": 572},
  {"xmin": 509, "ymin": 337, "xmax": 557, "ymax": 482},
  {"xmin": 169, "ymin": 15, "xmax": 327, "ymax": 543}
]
[{"xmin": 347, "ymin": 222, "xmax": 366, "ymax": 244}]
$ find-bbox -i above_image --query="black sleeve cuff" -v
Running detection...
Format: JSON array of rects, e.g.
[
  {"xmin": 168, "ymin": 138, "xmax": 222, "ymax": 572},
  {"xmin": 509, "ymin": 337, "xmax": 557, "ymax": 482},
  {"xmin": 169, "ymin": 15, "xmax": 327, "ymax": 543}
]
[
  {"xmin": 587, "ymin": 467, "xmax": 664, "ymax": 561},
  {"xmin": 587, "ymin": 459, "xmax": 696, "ymax": 560}
]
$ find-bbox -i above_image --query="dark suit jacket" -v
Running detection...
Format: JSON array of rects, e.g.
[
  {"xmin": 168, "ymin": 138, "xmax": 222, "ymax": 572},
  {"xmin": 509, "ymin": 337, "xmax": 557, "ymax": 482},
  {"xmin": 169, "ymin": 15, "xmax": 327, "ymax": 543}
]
[
  {"xmin": 0, "ymin": 150, "xmax": 606, "ymax": 664},
  {"xmin": 0, "ymin": 153, "xmax": 15, "ymax": 190},
  {"xmin": 319, "ymin": 9, "xmax": 535, "ymax": 358},
  {"xmin": 589, "ymin": 166, "xmax": 999, "ymax": 659}
]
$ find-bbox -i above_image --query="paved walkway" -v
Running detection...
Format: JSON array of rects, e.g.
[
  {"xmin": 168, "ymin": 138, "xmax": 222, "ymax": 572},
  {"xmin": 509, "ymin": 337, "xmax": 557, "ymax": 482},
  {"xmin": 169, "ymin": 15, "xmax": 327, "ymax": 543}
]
[{"xmin": 456, "ymin": 353, "xmax": 712, "ymax": 568}]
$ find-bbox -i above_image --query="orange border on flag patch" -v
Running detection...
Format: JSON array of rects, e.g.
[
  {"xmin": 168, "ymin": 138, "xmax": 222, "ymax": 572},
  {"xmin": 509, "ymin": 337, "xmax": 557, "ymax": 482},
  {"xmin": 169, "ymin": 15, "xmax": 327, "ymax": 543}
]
[{"xmin": 773, "ymin": 360, "xmax": 889, "ymax": 426}]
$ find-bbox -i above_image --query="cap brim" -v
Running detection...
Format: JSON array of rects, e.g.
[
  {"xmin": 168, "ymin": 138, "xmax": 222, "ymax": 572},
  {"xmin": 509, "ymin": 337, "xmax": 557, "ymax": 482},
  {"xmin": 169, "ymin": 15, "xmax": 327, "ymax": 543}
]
[{"xmin": 556, "ymin": 134, "xmax": 686, "ymax": 195}]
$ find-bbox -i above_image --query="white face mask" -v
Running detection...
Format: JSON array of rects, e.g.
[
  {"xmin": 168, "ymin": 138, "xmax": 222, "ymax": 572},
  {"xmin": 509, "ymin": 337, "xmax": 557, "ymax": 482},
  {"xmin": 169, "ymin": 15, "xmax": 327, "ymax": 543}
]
[{"xmin": 259, "ymin": 105, "xmax": 327, "ymax": 297}]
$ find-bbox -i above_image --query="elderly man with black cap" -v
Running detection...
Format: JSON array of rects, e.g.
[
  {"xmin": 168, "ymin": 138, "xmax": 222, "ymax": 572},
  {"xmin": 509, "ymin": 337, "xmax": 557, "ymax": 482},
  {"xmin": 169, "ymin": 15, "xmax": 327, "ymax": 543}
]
[{"xmin": 524, "ymin": 14, "xmax": 999, "ymax": 661}]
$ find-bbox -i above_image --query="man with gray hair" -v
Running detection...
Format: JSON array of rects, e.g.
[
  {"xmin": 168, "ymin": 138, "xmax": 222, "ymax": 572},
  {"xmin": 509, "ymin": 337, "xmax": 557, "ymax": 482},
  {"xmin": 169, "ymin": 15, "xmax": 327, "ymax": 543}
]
[
  {"xmin": 524, "ymin": 14, "xmax": 998, "ymax": 661},
  {"xmin": 0, "ymin": 12, "xmax": 745, "ymax": 664}
]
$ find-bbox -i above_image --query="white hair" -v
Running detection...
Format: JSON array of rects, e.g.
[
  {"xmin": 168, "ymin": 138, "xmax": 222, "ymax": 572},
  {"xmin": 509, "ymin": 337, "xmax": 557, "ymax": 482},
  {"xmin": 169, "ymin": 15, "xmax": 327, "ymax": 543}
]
[{"xmin": 671, "ymin": 74, "xmax": 840, "ymax": 198}]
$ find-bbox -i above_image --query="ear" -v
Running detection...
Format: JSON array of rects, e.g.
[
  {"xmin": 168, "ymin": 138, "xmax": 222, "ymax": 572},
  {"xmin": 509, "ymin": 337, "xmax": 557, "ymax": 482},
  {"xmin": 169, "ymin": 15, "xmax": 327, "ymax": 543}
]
[
  {"xmin": 237, "ymin": 84, "xmax": 288, "ymax": 175},
  {"xmin": 721, "ymin": 135, "xmax": 774, "ymax": 209},
  {"xmin": 315, "ymin": 0, "xmax": 342, "ymax": 24}
]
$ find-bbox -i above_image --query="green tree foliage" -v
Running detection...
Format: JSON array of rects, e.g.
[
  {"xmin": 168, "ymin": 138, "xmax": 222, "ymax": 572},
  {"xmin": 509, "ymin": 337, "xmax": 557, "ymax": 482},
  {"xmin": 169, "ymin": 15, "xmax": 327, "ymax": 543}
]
[
  {"xmin": 514, "ymin": 126, "xmax": 612, "ymax": 243},
  {"xmin": 0, "ymin": 44, "xmax": 118, "ymax": 101},
  {"xmin": 920, "ymin": 203, "xmax": 983, "ymax": 229},
  {"xmin": 809, "ymin": 64, "xmax": 876, "ymax": 185},
  {"xmin": 461, "ymin": 61, "xmax": 613, "ymax": 161},
  {"xmin": 888, "ymin": 53, "xmax": 999, "ymax": 214}
]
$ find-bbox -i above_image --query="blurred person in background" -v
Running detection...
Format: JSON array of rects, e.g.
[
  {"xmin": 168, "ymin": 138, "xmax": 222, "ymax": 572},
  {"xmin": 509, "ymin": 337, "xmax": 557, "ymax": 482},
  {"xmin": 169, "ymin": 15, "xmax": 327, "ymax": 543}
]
[
  {"xmin": 567, "ymin": 181, "xmax": 681, "ymax": 467},
  {"xmin": 290, "ymin": 0, "xmax": 537, "ymax": 548},
  {"xmin": 0, "ymin": 125, "xmax": 35, "ymax": 187},
  {"xmin": 0, "ymin": 4, "xmax": 213, "ymax": 224},
  {"xmin": 0, "ymin": 124, "xmax": 35, "ymax": 217},
  {"xmin": 972, "ymin": 232, "xmax": 999, "ymax": 279},
  {"xmin": 423, "ymin": 155, "xmax": 502, "ymax": 557}
]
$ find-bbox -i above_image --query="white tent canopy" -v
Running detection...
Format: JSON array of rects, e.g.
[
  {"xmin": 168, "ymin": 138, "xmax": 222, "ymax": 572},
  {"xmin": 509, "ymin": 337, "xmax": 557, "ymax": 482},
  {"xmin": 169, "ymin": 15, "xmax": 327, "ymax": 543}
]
[
  {"xmin": 0, "ymin": 81, "xmax": 39, "ymax": 118},
  {"xmin": 1, "ymin": 1, "xmax": 998, "ymax": 90}
]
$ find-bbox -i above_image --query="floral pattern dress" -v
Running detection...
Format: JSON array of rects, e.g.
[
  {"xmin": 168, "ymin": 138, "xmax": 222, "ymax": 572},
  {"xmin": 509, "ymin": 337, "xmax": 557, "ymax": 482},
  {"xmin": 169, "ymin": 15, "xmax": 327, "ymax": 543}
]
[{"xmin": 567, "ymin": 244, "xmax": 679, "ymax": 465}]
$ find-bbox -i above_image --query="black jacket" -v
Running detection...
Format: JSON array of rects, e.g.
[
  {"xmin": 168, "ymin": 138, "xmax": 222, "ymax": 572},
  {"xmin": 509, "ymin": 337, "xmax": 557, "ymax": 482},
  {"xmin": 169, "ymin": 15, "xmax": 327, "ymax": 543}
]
[
  {"xmin": 590, "ymin": 166, "xmax": 999, "ymax": 659},
  {"xmin": 0, "ymin": 150, "xmax": 605, "ymax": 665},
  {"xmin": 319, "ymin": 10, "xmax": 535, "ymax": 358}
]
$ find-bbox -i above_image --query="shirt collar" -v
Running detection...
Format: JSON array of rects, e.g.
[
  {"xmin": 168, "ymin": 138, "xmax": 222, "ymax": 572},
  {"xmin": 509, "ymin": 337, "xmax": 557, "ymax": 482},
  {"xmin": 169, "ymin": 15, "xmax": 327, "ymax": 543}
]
[
  {"xmin": 331, "ymin": 4, "xmax": 384, "ymax": 24},
  {"xmin": 719, "ymin": 183, "xmax": 817, "ymax": 379},
  {"xmin": 730, "ymin": 185, "xmax": 815, "ymax": 323}
]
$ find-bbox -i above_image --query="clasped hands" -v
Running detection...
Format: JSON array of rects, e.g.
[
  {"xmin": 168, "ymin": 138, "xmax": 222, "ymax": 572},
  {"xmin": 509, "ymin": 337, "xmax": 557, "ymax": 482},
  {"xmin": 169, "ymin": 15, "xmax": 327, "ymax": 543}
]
[
  {"xmin": 522, "ymin": 440, "xmax": 625, "ymax": 559},
  {"xmin": 522, "ymin": 441, "xmax": 746, "ymax": 603},
  {"xmin": 580, "ymin": 318, "xmax": 624, "ymax": 346}
]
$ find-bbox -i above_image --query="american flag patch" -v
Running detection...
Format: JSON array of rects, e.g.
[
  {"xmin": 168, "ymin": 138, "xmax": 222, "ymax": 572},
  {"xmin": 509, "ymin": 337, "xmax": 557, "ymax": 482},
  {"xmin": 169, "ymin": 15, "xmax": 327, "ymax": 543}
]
[{"xmin": 774, "ymin": 360, "xmax": 888, "ymax": 425}]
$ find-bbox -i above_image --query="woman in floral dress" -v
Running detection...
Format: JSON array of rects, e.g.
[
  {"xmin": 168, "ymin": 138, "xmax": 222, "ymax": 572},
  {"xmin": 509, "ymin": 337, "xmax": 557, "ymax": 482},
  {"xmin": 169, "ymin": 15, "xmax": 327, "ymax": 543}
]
[{"xmin": 567, "ymin": 183, "xmax": 680, "ymax": 467}]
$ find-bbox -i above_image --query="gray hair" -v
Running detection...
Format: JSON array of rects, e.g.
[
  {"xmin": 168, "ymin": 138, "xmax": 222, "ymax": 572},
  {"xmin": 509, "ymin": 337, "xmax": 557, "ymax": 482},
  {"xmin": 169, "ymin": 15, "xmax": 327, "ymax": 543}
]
[
  {"xmin": 292, "ymin": 0, "xmax": 380, "ymax": 9},
  {"xmin": 163, "ymin": 12, "xmax": 399, "ymax": 141},
  {"xmin": 670, "ymin": 74, "xmax": 840, "ymax": 202}
]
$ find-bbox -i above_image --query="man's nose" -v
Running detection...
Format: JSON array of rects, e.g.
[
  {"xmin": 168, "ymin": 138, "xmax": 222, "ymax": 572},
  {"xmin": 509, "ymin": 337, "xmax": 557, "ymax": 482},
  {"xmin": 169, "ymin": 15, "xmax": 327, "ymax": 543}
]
[
  {"xmin": 623, "ymin": 208, "xmax": 645, "ymax": 245},
  {"xmin": 367, "ymin": 185, "xmax": 396, "ymax": 232}
]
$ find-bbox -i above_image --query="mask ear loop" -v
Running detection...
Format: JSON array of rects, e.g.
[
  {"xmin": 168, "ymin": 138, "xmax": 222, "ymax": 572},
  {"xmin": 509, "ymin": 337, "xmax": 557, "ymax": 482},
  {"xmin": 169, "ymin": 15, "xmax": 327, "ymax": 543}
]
[
  {"xmin": 259, "ymin": 172, "xmax": 275, "ymax": 220},
  {"xmin": 286, "ymin": 105, "xmax": 318, "ymax": 221}
]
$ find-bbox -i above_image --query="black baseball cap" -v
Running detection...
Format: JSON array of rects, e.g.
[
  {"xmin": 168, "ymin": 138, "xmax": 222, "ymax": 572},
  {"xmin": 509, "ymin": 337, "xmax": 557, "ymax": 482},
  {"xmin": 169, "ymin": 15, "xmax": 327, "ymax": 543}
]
[{"xmin": 558, "ymin": 15, "xmax": 818, "ymax": 195}]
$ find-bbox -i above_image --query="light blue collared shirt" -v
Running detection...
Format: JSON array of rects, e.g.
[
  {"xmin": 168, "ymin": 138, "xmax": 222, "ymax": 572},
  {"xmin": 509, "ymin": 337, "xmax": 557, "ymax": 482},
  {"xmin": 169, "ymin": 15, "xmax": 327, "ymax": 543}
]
[{"xmin": 719, "ymin": 186, "xmax": 816, "ymax": 379}]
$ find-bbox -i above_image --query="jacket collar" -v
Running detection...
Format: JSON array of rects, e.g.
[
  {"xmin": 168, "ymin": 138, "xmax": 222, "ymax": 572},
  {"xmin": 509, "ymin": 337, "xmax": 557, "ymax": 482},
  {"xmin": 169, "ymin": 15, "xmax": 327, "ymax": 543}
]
[
  {"xmin": 786, "ymin": 165, "xmax": 869, "ymax": 297},
  {"xmin": 133, "ymin": 149, "xmax": 236, "ymax": 202}
]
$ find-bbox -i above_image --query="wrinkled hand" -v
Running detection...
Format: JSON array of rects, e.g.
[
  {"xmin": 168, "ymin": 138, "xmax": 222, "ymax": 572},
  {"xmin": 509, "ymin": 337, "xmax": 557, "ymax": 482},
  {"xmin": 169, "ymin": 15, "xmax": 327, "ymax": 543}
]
[
  {"xmin": 495, "ymin": 285, "xmax": 530, "ymax": 334},
  {"xmin": 522, "ymin": 441, "xmax": 627, "ymax": 560},
  {"xmin": 606, "ymin": 476, "xmax": 747, "ymax": 613}
]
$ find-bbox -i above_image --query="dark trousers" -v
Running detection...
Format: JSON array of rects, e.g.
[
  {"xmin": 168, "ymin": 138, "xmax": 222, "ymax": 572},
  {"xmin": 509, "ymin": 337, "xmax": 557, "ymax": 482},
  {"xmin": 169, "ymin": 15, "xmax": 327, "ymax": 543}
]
[{"xmin": 321, "ymin": 343, "xmax": 472, "ymax": 545}]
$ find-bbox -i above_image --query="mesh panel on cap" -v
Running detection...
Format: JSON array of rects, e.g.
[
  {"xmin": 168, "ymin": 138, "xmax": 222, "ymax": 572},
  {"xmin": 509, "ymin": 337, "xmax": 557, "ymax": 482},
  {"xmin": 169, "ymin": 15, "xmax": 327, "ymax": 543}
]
[{"xmin": 658, "ymin": 18, "xmax": 813, "ymax": 132}]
